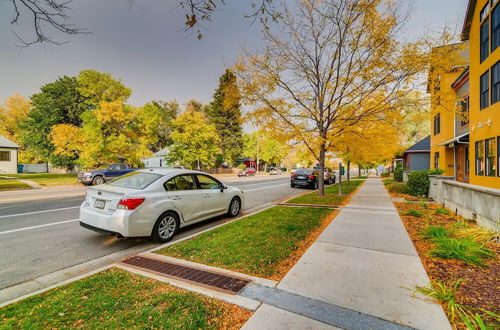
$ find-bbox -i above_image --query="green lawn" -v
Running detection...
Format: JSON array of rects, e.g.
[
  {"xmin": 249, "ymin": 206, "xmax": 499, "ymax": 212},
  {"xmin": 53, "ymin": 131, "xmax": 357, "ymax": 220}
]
[
  {"xmin": 286, "ymin": 180, "xmax": 365, "ymax": 205},
  {"xmin": 156, "ymin": 206, "xmax": 333, "ymax": 279},
  {"xmin": 0, "ymin": 178, "xmax": 32, "ymax": 190},
  {"xmin": 7, "ymin": 173, "xmax": 78, "ymax": 186},
  {"xmin": 0, "ymin": 268, "xmax": 250, "ymax": 329}
]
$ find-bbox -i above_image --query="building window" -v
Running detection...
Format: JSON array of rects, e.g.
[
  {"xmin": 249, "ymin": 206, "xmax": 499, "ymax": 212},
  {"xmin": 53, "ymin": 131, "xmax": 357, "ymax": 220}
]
[
  {"xmin": 433, "ymin": 113, "xmax": 441, "ymax": 135},
  {"xmin": 460, "ymin": 97, "xmax": 469, "ymax": 126},
  {"xmin": 465, "ymin": 146, "xmax": 470, "ymax": 175},
  {"xmin": 0, "ymin": 151, "xmax": 10, "ymax": 161},
  {"xmin": 493, "ymin": 4, "xmax": 500, "ymax": 51},
  {"xmin": 485, "ymin": 138, "xmax": 497, "ymax": 176},
  {"xmin": 480, "ymin": 71, "xmax": 490, "ymax": 109},
  {"xmin": 481, "ymin": 18, "xmax": 490, "ymax": 62},
  {"xmin": 434, "ymin": 152, "xmax": 440, "ymax": 169},
  {"xmin": 476, "ymin": 141, "xmax": 485, "ymax": 175},
  {"xmin": 481, "ymin": 3, "xmax": 491, "ymax": 21},
  {"xmin": 492, "ymin": 62, "xmax": 500, "ymax": 104}
]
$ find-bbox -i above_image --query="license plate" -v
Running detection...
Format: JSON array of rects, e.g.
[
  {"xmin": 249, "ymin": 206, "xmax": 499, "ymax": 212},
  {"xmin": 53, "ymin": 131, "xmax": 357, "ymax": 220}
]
[
  {"xmin": 297, "ymin": 176, "xmax": 305, "ymax": 179},
  {"xmin": 94, "ymin": 199, "xmax": 106, "ymax": 209}
]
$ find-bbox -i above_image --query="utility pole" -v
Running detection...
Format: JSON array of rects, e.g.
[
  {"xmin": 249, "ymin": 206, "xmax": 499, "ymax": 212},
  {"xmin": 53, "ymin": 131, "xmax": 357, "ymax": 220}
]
[{"xmin": 256, "ymin": 131, "xmax": 260, "ymax": 173}]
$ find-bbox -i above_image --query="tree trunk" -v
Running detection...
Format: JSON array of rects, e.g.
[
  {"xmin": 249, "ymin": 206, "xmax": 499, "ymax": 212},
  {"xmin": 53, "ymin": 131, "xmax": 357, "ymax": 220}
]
[
  {"xmin": 318, "ymin": 143, "xmax": 326, "ymax": 197},
  {"xmin": 347, "ymin": 161, "xmax": 351, "ymax": 183},
  {"xmin": 358, "ymin": 164, "xmax": 361, "ymax": 178}
]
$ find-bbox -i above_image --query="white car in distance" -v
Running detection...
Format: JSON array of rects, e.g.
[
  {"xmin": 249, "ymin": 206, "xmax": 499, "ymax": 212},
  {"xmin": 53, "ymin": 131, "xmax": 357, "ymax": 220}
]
[{"xmin": 79, "ymin": 169, "xmax": 244, "ymax": 242}]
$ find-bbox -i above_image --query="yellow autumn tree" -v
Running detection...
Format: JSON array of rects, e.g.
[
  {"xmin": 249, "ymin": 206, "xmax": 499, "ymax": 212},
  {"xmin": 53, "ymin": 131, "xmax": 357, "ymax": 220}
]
[
  {"xmin": 0, "ymin": 94, "xmax": 39, "ymax": 163},
  {"xmin": 235, "ymin": 0, "xmax": 428, "ymax": 196}
]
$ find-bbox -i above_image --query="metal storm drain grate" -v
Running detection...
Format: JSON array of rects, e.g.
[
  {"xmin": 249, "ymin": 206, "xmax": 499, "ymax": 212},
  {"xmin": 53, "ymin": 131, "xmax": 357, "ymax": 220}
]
[{"xmin": 121, "ymin": 256, "xmax": 250, "ymax": 294}]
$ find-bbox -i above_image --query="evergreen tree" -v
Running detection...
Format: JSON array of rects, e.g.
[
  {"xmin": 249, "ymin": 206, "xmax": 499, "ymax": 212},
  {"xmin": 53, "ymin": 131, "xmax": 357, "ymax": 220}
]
[{"xmin": 206, "ymin": 69, "xmax": 243, "ymax": 166}]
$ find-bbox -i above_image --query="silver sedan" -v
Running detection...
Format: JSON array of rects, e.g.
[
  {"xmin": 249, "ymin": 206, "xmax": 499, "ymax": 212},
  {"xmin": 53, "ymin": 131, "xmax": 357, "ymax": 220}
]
[{"xmin": 79, "ymin": 169, "xmax": 244, "ymax": 242}]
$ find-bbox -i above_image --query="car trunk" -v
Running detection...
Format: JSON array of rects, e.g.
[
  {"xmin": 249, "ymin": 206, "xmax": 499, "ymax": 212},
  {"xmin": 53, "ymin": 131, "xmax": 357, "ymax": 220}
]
[{"xmin": 86, "ymin": 185, "xmax": 138, "ymax": 214}]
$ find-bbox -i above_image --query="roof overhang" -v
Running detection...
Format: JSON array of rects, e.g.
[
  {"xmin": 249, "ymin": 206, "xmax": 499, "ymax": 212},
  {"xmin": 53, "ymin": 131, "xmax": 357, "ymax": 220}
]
[
  {"xmin": 462, "ymin": 0, "xmax": 476, "ymax": 41},
  {"xmin": 451, "ymin": 68, "xmax": 470, "ymax": 91},
  {"xmin": 439, "ymin": 133, "xmax": 470, "ymax": 146}
]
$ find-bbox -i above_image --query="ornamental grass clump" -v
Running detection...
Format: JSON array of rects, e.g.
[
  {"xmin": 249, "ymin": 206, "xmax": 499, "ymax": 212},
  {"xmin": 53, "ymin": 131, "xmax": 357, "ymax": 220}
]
[
  {"xmin": 404, "ymin": 209, "xmax": 423, "ymax": 217},
  {"xmin": 429, "ymin": 237, "xmax": 495, "ymax": 267},
  {"xmin": 435, "ymin": 207, "xmax": 451, "ymax": 216},
  {"xmin": 420, "ymin": 226, "xmax": 450, "ymax": 240}
]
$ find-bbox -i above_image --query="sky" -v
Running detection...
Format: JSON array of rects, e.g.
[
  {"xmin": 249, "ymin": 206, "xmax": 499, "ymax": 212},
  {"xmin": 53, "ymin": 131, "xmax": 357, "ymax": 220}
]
[{"xmin": 0, "ymin": 0, "xmax": 468, "ymax": 108}]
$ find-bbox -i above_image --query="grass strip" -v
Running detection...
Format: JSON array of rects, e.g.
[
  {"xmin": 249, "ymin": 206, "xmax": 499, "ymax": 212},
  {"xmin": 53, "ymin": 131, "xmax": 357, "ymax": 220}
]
[
  {"xmin": 7, "ymin": 173, "xmax": 78, "ymax": 186},
  {"xmin": 0, "ymin": 268, "xmax": 251, "ymax": 329},
  {"xmin": 286, "ymin": 180, "xmax": 364, "ymax": 205},
  {"xmin": 0, "ymin": 178, "xmax": 32, "ymax": 190},
  {"xmin": 157, "ymin": 206, "xmax": 333, "ymax": 279}
]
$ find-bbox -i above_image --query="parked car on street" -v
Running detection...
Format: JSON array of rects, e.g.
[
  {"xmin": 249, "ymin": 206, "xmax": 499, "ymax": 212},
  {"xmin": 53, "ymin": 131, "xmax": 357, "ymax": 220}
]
[
  {"xmin": 80, "ymin": 169, "xmax": 244, "ymax": 242},
  {"xmin": 268, "ymin": 167, "xmax": 283, "ymax": 175},
  {"xmin": 238, "ymin": 167, "xmax": 256, "ymax": 177},
  {"xmin": 78, "ymin": 163, "xmax": 137, "ymax": 186},
  {"xmin": 313, "ymin": 166, "xmax": 336, "ymax": 184},
  {"xmin": 290, "ymin": 168, "xmax": 319, "ymax": 189}
]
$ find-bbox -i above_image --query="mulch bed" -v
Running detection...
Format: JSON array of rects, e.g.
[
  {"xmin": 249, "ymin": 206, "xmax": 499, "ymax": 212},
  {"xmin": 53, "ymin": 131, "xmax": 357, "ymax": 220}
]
[{"xmin": 394, "ymin": 201, "xmax": 499, "ymax": 327}]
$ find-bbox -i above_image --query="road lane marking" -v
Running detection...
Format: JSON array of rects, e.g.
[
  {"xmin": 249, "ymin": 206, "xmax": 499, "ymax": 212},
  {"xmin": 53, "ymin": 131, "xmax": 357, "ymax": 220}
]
[
  {"xmin": 0, "ymin": 192, "xmax": 85, "ymax": 203},
  {"xmin": 243, "ymin": 183, "xmax": 290, "ymax": 192},
  {"xmin": 0, "ymin": 219, "xmax": 79, "ymax": 235},
  {"xmin": 0, "ymin": 206, "xmax": 80, "ymax": 219}
]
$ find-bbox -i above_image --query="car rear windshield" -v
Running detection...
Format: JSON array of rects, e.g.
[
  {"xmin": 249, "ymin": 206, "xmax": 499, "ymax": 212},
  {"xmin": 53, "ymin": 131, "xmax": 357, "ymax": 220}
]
[
  {"xmin": 295, "ymin": 169, "xmax": 312, "ymax": 175},
  {"xmin": 108, "ymin": 172, "xmax": 162, "ymax": 189}
]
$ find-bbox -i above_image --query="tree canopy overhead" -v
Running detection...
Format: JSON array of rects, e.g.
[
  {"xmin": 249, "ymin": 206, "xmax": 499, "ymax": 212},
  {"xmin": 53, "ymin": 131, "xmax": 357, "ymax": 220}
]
[{"xmin": 235, "ymin": 0, "xmax": 427, "ymax": 195}]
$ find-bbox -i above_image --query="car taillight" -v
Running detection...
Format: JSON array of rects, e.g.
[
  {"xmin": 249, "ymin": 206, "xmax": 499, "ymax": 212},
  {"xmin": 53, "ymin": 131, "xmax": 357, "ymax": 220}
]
[
  {"xmin": 118, "ymin": 197, "xmax": 145, "ymax": 210},
  {"xmin": 291, "ymin": 174, "xmax": 297, "ymax": 178},
  {"xmin": 308, "ymin": 175, "xmax": 315, "ymax": 180}
]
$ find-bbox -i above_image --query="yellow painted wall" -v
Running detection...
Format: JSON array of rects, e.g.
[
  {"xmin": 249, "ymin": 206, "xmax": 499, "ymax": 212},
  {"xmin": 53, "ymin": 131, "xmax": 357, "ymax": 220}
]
[
  {"xmin": 429, "ymin": 51, "xmax": 463, "ymax": 177},
  {"xmin": 468, "ymin": 0, "xmax": 500, "ymax": 189}
]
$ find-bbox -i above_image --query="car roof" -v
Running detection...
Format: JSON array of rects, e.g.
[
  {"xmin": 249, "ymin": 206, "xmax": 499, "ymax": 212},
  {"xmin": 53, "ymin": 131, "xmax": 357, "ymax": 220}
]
[{"xmin": 137, "ymin": 168, "xmax": 215, "ymax": 177}]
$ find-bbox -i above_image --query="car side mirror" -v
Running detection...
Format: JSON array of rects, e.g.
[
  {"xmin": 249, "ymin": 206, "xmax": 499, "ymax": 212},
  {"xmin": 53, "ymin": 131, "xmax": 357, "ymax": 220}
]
[{"xmin": 220, "ymin": 184, "xmax": 227, "ymax": 192}]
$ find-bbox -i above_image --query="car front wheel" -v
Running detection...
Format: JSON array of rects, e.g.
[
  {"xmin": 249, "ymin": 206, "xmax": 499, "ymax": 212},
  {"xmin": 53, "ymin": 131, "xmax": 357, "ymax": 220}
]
[
  {"xmin": 152, "ymin": 212, "xmax": 179, "ymax": 243},
  {"xmin": 92, "ymin": 176, "xmax": 105, "ymax": 185},
  {"xmin": 228, "ymin": 197, "xmax": 241, "ymax": 217}
]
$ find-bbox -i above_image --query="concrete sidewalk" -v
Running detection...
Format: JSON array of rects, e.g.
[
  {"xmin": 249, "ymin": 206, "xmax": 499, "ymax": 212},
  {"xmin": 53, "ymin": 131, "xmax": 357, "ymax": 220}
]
[{"xmin": 243, "ymin": 178, "xmax": 450, "ymax": 330}]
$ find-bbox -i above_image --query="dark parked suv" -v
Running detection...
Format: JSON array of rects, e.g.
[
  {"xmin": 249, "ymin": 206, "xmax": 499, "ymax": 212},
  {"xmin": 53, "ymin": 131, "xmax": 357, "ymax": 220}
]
[{"xmin": 290, "ymin": 168, "xmax": 319, "ymax": 189}]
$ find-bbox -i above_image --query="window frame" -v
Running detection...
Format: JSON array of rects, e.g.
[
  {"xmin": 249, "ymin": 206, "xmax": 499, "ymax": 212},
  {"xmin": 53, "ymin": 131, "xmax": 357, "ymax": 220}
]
[
  {"xmin": 195, "ymin": 174, "xmax": 223, "ymax": 190},
  {"xmin": 433, "ymin": 113, "xmax": 441, "ymax": 135},
  {"xmin": 492, "ymin": 2, "xmax": 500, "ymax": 52},
  {"xmin": 485, "ymin": 137, "xmax": 497, "ymax": 176},
  {"xmin": 481, "ymin": 16, "xmax": 490, "ymax": 62},
  {"xmin": 492, "ymin": 61, "xmax": 500, "ymax": 104},
  {"xmin": 163, "ymin": 174, "xmax": 197, "ymax": 192},
  {"xmin": 0, "ymin": 150, "xmax": 11, "ymax": 162},
  {"xmin": 434, "ymin": 152, "xmax": 440, "ymax": 170},
  {"xmin": 480, "ymin": 71, "xmax": 490, "ymax": 109},
  {"xmin": 475, "ymin": 140, "xmax": 485, "ymax": 176}
]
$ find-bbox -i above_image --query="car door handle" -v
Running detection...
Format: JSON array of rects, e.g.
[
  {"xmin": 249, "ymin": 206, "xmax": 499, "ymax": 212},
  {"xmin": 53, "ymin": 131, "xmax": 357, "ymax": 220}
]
[
  {"xmin": 172, "ymin": 196, "xmax": 182, "ymax": 200},
  {"xmin": 203, "ymin": 194, "xmax": 211, "ymax": 198}
]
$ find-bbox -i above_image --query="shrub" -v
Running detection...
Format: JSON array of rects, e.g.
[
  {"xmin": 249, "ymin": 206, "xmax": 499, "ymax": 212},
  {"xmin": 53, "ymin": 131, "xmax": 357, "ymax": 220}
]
[
  {"xmin": 405, "ymin": 209, "xmax": 423, "ymax": 217},
  {"xmin": 407, "ymin": 170, "xmax": 430, "ymax": 197},
  {"xmin": 394, "ymin": 166, "xmax": 406, "ymax": 182},
  {"xmin": 420, "ymin": 225, "xmax": 450, "ymax": 239},
  {"xmin": 388, "ymin": 182, "xmax": 408, "ymax": 194},
  {"xmin": 435, "ymin": 207, "xmax": 451, "ymax": 216},
  {"xmin": 383, "ymin": 178, "xmax": 395, "ymax": 186},
  {"xmin": 455, "ymin": 227, "xmax": 498, "ymax": 244},
  {"xmin": 237, "ymin": 163, "xmax": 246, "ymax": 170},
  {"xmin": 381, "ymin": 172, "xmax": 390, "ymax": 177},
  {"xmin": 429, "ymin": 237, "xmax": 495, "ymax": 266},
  {"xmin": 429, "ymin": 168, "xmax": 445, "ymax": 175}
]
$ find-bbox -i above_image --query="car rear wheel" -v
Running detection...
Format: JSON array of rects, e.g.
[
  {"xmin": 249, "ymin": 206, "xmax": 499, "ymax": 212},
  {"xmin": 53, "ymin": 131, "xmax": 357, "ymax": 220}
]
[
  {"xmin": 92, "ymin": 176, "xmax": 105, "ymax": 185},
  {"xmin": 291, "ymin": 182, "xmax": 295, "ymax": 188},
  {"xmin": 228, "ymin": 197, "xmax": 241, "ymax": 217},
  {"xmin": 152, "ymin": 212, "xmax": 179, "ymax": 243}
]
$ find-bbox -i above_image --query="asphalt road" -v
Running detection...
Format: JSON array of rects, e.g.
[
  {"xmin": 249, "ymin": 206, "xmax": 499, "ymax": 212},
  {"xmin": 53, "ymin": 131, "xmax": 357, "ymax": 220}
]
[{"xmin": 0, "ymin": 175, "xmax": 300, "ymax": 290}]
